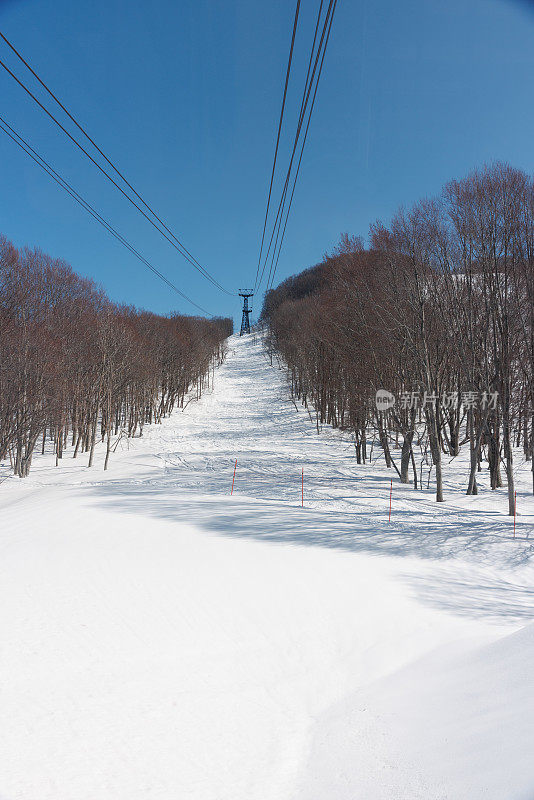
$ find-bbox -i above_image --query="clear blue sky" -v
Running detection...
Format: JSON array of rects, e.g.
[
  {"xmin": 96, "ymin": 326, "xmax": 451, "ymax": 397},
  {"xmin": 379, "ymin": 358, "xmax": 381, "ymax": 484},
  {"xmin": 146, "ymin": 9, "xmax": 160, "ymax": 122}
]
[{"xmin": 1, "ymin": 0, "xmax": 533, "ymax": 325}]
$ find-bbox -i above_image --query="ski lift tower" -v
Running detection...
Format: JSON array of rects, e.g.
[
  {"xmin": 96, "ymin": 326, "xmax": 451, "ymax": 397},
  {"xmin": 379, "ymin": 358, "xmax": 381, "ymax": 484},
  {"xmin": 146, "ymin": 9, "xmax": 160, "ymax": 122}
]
[{"xmin": 238, "ymin": 290, "xmax": 253, "ymax": 336}]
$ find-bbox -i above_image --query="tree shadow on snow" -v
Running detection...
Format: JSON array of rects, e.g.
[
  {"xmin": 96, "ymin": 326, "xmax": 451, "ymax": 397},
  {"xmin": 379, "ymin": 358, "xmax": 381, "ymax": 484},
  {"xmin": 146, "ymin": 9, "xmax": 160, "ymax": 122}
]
[{"xmin": 87, "ymin": 475, "xmax": 534, "ymax": 624}]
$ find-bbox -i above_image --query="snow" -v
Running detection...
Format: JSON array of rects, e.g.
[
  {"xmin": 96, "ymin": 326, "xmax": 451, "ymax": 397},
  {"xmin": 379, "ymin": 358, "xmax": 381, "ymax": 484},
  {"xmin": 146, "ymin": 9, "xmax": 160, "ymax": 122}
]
[
  {"xmin": 0, "ymin": 333, "xmax": 533, "ymax": 800},
  {"xmin": 299, "ymin": 622, "xmax": 534, "ymax": 800}
]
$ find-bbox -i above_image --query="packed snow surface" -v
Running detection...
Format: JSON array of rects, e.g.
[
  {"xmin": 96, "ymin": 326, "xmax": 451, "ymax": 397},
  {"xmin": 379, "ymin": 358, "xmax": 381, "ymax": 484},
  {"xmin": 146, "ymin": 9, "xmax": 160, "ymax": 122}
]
[{"xmin": 1, "ymin": 334, "xmax": 533, "ymax": 800}]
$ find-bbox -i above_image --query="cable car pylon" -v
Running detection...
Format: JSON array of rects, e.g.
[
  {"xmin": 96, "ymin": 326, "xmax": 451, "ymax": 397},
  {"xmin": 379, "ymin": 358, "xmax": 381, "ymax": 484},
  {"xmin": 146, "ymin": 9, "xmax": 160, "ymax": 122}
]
[{"xmin": 238, "ymin": 290, "xmax": 253, "ymax": 336}]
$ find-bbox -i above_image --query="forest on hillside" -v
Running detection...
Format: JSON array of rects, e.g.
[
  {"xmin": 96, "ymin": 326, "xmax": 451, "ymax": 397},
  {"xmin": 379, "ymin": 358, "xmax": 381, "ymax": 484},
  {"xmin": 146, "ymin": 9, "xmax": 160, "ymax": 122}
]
[
  {"xmin": 262, "ymin": 163, "xmax": 534, "ymax": 511},
  {"xmin": 0, "ymin": 235, "xmax": 232, "ymax": 478}
]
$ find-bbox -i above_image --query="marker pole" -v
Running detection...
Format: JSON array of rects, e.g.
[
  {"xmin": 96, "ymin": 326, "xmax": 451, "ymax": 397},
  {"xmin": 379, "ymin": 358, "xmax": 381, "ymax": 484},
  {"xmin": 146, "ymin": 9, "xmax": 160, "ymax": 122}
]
[{"xmin": 231, "ymin": 459, "xmax": 237, "ymax": 495}]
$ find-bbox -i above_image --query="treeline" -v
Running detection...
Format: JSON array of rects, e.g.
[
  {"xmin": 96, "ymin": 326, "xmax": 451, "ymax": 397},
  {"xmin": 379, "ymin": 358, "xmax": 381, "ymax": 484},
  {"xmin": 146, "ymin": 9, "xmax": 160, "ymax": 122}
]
[
  {"xmin": 0, "ymin": 235, "xmax": 232, "ymax": 477},
  {"xmin": 262, "ymin": 162, "xmax": 533, "ymax": 512}
]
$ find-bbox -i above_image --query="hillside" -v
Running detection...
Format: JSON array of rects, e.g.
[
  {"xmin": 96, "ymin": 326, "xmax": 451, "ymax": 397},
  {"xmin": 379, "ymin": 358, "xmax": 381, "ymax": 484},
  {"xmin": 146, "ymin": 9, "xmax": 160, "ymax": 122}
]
[{"xmin": 1, "ymin": 334, "xmax": 533, "ymax": 800}]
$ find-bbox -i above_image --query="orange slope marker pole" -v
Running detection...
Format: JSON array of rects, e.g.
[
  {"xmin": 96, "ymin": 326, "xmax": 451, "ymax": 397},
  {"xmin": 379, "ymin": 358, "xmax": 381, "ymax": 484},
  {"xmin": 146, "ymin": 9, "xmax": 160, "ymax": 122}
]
[
  {"xmin": 388, "ymin": 478, "xmax": 392, "ymax": 522},
  {"xmin": 302, "ymin": 467, "xmax": 304, "ymax": 507},
  {"xmin": 231, "ymin": 459, "xmax": 237, "ymax": 495},
  {"xmin": 514, "ymin": 491, "xmax": 517, "ymax": 538}
]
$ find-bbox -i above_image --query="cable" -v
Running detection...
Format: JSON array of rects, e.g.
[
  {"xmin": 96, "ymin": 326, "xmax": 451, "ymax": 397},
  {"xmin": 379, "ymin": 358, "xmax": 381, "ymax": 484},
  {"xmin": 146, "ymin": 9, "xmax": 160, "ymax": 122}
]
[
  {"xmin": 258, "ymin": 0, "xmax": 332, "ymax": 294},
  {"xmin": 267, "ymin": 0, "xmax": 336, "ymax": 291},
  {"xmin": 259, "ymin": 0, "xmax": 330, "ymax": 291},
  {"xmin": 0, "ymin": 35, "xmax": 235, "ymax": 296},
  {"xmin": 253, "ymin": 0, "xmax": 301, "ymax": 292},
  {"xmin": 256, "ymin": 0, "xmax": 337, "ymax": 294},
  {"xmin": 0, "ymin": 114, "xmax": 214, "ymax": 316},
  {"xmin": 255, "ymin": 0, "xmax": 333, "ymax": 291},
  {"xmin": 0, "ymin": 33, "xmax": 234, "ymax": 297}
]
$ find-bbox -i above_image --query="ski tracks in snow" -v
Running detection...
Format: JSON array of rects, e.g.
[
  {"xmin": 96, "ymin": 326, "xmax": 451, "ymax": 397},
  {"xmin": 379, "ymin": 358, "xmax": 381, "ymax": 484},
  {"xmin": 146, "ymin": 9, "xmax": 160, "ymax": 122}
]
[{"xmin": 0, "ymin": 334, "xmax": 533, "ymax": 799}]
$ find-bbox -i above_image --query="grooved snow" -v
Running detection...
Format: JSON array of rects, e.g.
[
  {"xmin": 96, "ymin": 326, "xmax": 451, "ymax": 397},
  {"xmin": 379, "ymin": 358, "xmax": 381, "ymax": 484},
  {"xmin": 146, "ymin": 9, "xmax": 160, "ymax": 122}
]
[{"xmin": 1, "ymin": 335, "xmax": 533, "ymax": 799}]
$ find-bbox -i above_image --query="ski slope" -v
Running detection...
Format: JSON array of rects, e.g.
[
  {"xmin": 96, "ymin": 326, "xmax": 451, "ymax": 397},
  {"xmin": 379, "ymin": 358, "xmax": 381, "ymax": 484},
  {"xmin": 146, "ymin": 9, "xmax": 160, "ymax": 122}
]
[{"xmin": 1, "ymin": 334, "xmax": 533, "ymax": 800}]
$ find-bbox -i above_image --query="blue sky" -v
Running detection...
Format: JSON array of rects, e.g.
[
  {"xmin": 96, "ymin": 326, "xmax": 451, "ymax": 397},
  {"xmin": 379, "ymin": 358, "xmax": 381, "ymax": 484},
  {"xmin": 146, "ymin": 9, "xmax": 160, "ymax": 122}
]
[{"xmin": 1, "ymin": 0, "xmax": 533, "ymax": 325}]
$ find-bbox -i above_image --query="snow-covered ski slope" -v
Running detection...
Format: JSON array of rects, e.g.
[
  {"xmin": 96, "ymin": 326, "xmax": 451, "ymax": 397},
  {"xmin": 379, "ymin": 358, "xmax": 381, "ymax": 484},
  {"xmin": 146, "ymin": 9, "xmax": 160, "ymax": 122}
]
[{"xmin": 1, "ymin": 334, "xmax": 533, "ymax": 800}]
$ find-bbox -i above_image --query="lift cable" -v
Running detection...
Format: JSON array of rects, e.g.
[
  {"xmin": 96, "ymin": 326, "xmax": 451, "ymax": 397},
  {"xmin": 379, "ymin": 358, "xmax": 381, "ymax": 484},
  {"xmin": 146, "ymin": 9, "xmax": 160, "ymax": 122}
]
[
  {"xmin": 0, "ymin": 114, "xmax": 214, "ymax": 316},
  {"xmin": 255, "ymin": 0, "xmax": 337, "ymax": 295},
  {"xmin": 254, "ymin": 0, "xmax": 333, "ymax": 293},
  {"xmin": 252, "ymin": 0, "xmax": 301, "ymax": 293},
  {"xmin": 258, "ymin": 0, "xmax": 331, "ymax": 292},
  {"xmin": 0, "ymin": 34, "xmax": 235, "ymax": 297},
  {"xmin": 257, "ymin": 0, "xmax": 335, "ymax": 292},
  {"xmin": 266, "ymin": 0, "xmax": 336, "ymax": 291}
]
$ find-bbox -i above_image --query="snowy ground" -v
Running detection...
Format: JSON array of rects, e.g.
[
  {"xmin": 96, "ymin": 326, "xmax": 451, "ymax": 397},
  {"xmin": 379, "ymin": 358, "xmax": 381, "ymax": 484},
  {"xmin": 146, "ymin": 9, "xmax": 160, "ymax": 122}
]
[{"xmin": 1, "ymin": 333, "xmax": 533, "ymax": 800}]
